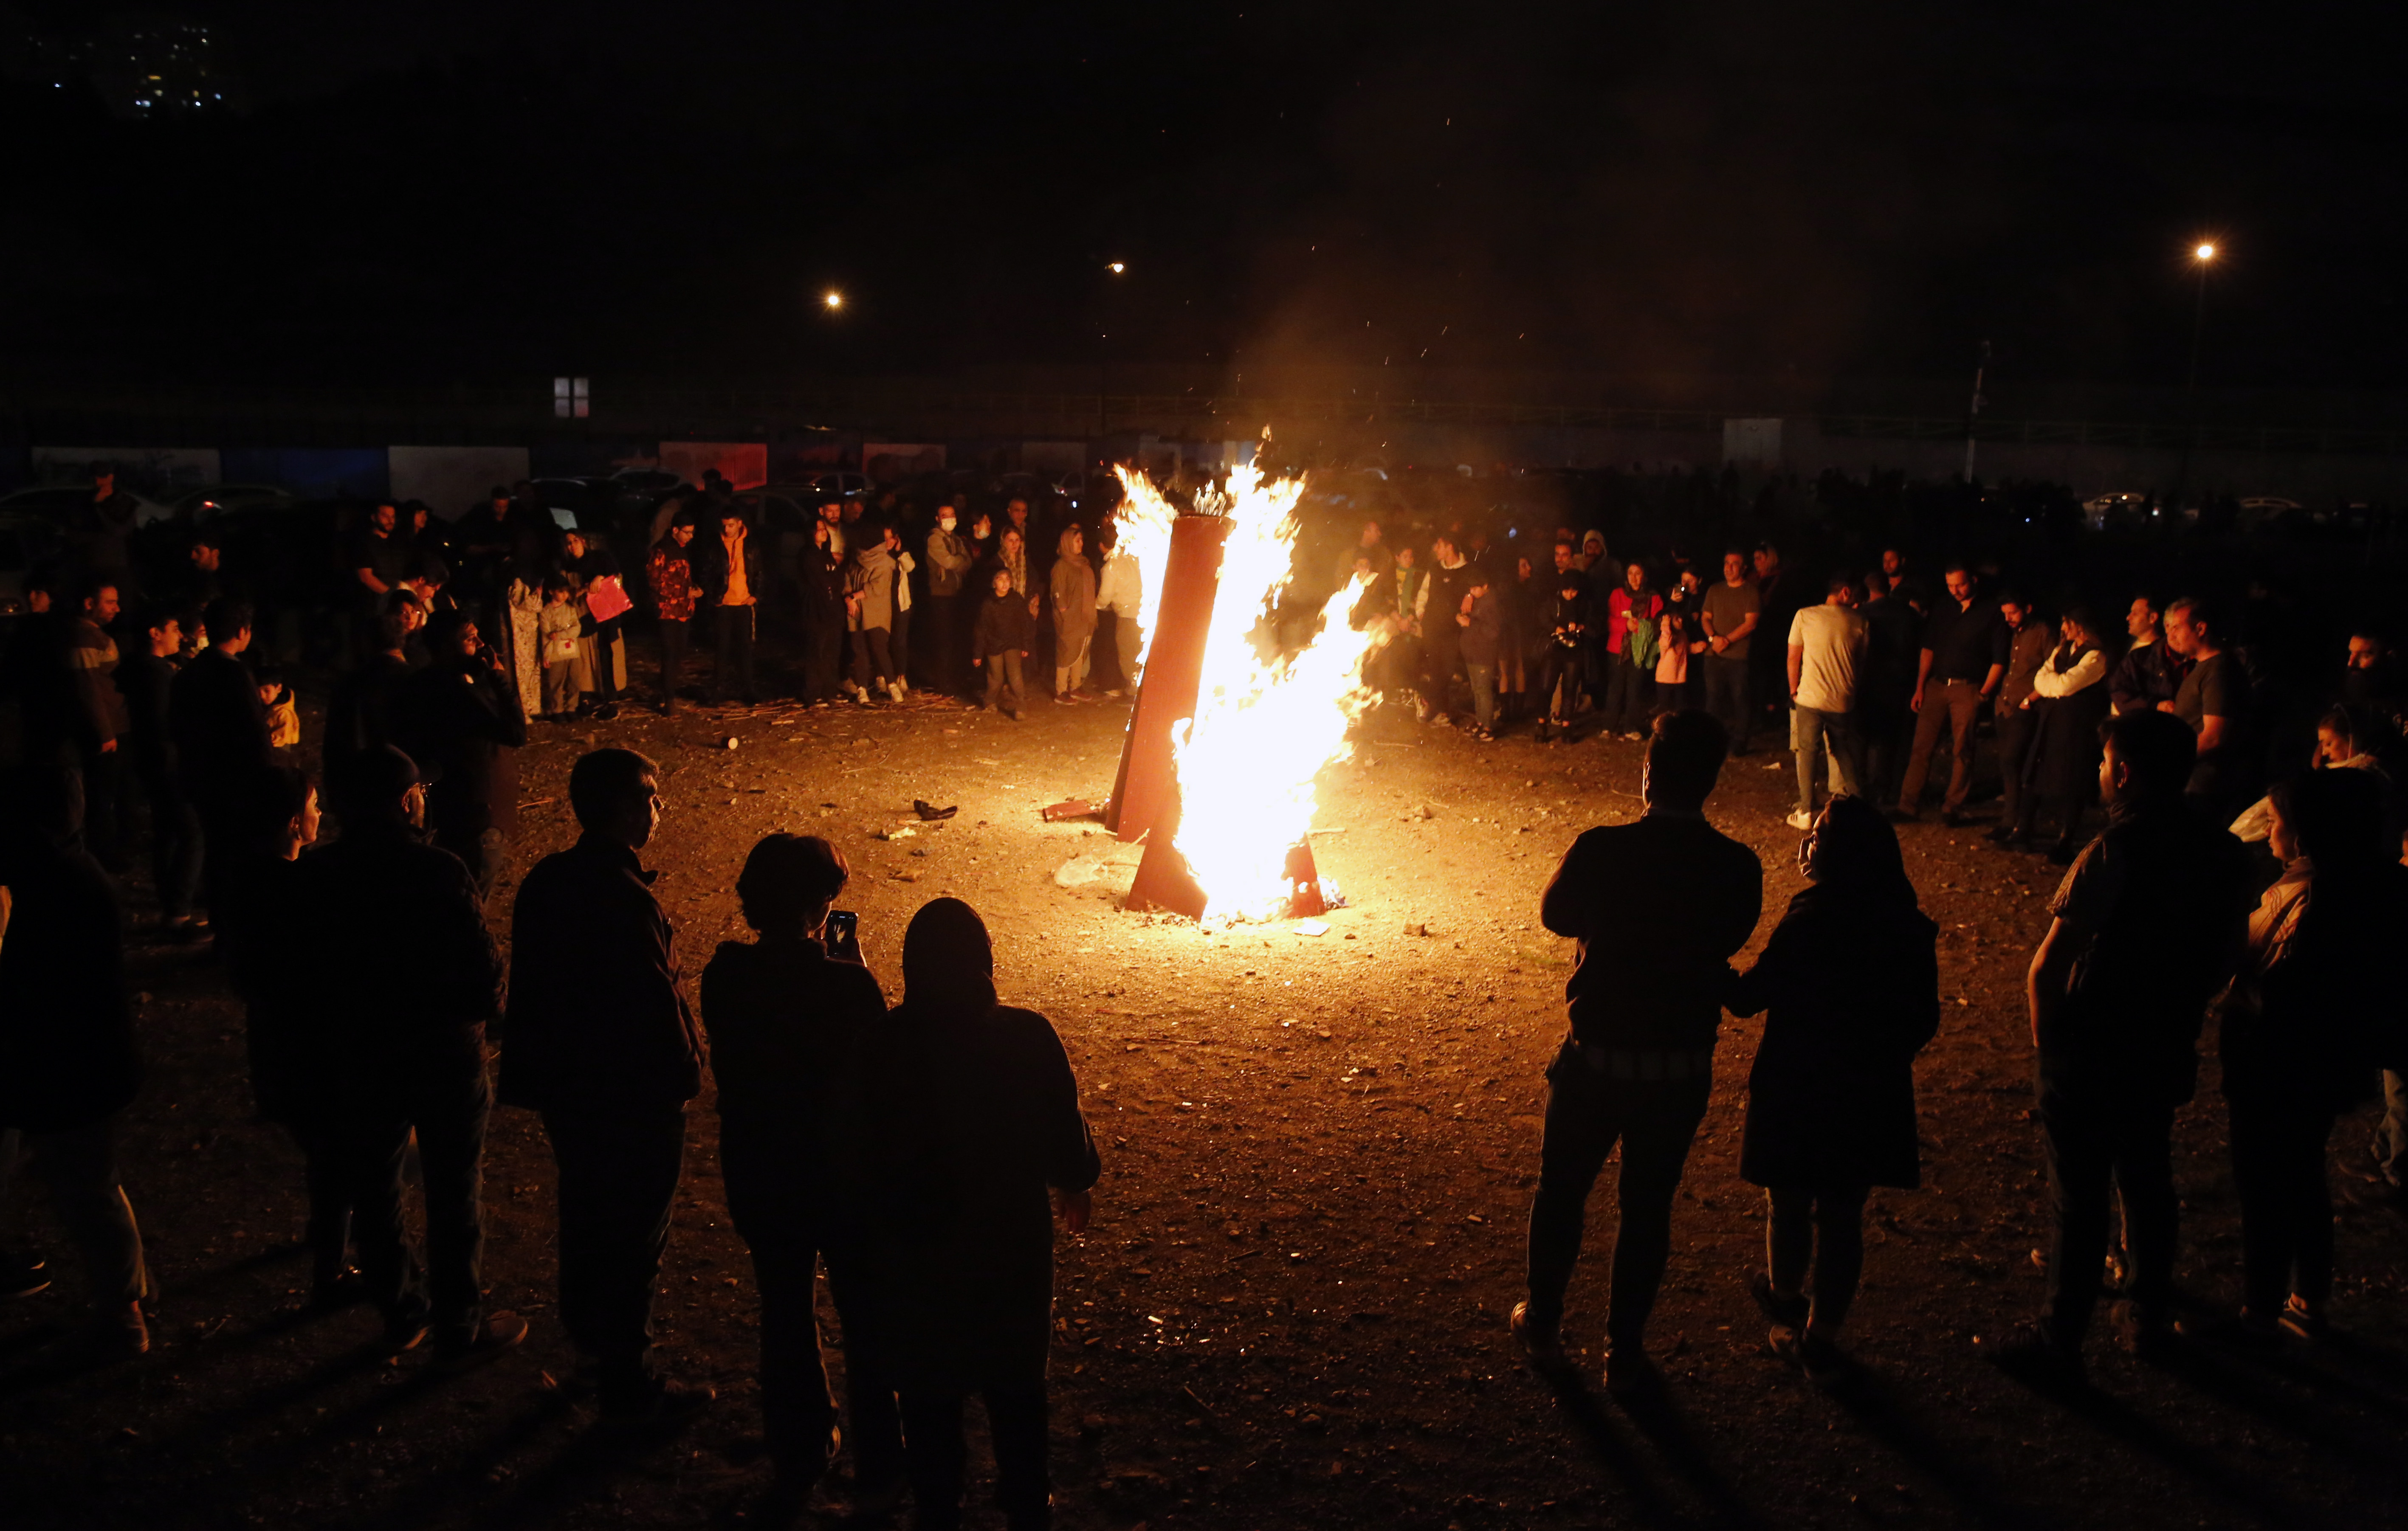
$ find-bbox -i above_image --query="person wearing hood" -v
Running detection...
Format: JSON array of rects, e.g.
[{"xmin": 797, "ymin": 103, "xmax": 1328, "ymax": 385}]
[
  {"xmin": 0, "ymin": 766, "xmax": 148, "ymax": 1367},
  {"xmin": 847, "ymin": 525, "xmax": 903, "ymax": 704},
  {"xmin": 1726, "ymin": 795, "xmax": 1940, "ymax": 1382},
  {"xmin": 1047, "ymin": 525, "xmax": 1097, "ymax": 703},
  {"xmin": 850, "ymin": 898, "xmax": 1100, "ymax": 1531},
  {"xmin": 295, "ymin": 745, "xmax": 522, "ymax": 1367},
  {"xmin": 697, "ymin": 504, "xmax": 762, "ymax": 708}
]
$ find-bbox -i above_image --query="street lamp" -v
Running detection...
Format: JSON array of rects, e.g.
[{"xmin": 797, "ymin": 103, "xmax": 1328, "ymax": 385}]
[
  {"xmin": 1108, "ymin": 262, "xmax": 1127, "ymax": 275},
  {"xmin": 823, "ymin": 290, "xmax": 845, "ymax": 311}
]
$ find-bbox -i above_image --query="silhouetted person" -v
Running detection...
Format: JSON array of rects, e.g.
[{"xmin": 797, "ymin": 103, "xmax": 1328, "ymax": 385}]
[
  {"xmin": 297, "ymin": 746, "xmax": 522, "ymax": 1365},
  {"xmin": 0, "ymin": 768, "xmax": 148, "ymax": 1367},
  {"xmin": 1519, "ymin": 709, "xmax": 1764, "ymax": 1395},
  {"xmin": 2185, "ymin": 769, "xmax": 2408, "ymax": 1342},
  {"xmin": 501, "ymin": 748, "xmax": 713, "ymax": 1422},
  {"xmin": 702, "ymin": 835, "xmax": 903, "ymax": 1515},
  {"xmin": 221, "ymin": 766, "xmax": 361, "ymax": 1309},
  {"xmin": 115, "ymin": 602, "xmax": 203, "ymax": 935},
  {"xmin": 1726, "ymin": 794, "xmax": 1938, "ymax": 1382},
  {"xmin": 1985, "ymin": 709, "xmax": 2251, "ymax": 1384},
  {"xmin": 169, "ymin": 597, "xmax": 273, "ymax": 927},
  {"xmin": 852, "ymin": 898, "xmax": 1100, "ymax": 1531},
  {"xmin": 395, "ymin": 609, "xmax": 527, "ymax": 901},
  {"xmin": 323, "ymin": 605, "xmax": 416, "ymax": 771},
  {"xmin": 61, "ymin": 576, "xmax": 132, "ymax": 873}
]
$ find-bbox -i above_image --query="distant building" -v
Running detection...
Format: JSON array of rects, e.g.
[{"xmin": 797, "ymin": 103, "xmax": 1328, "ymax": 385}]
[{"xmin": 0, "ymin": 8, "xmax": 245, "ymax": 118}]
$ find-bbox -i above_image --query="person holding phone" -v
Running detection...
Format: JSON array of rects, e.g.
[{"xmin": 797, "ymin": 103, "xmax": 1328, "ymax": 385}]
[{"xmin": 702, "ymin": 835, "xmax": 899, "ymax": 1514}]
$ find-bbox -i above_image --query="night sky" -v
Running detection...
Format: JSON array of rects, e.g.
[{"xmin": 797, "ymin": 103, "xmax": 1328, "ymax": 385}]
[{"xmin": 6, "ymin": 1, "xmax": 2404, "ymax": 400}]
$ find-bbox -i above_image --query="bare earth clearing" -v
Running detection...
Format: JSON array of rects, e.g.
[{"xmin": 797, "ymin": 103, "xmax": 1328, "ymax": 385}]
[{"xmin": 4, "ymin": 681, "xmax": 2405, "ymax": 1531}]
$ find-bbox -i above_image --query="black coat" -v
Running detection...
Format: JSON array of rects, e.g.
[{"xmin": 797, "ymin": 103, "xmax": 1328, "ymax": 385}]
[
  {"xmin": 395, "ymin": 655, "xmax": 527, "ymax": 841},
  {"xmin": 850, "ymin": 1000, "xmax": 1099, "ymax": 1391},
  {"xmin": 0, "ymin": 828, "xmax": 136, "ymax": 1133},
  {"xmin": 168, "ymin": 646, "xmax": 271, "ymax": 810},
  {"xmin": 500, "ymin": 833, "xmax": 704, "ymax": 1113},
  {"xmin": 2022, "ymin": 645, "xmax": 2112, "ymax": 807},
  {"xmin": 324, "ymin": 653, "xmax": 415, "ymax": 768},
  {"xmin": 1727, "ymin": 883, "xmax": 1939, "ymax": 1190},
  {"xmin": 701, "ymin": 936, "xmax": 887, "ymax": 1241},
  {"xmin": 292, "ymin": 824, "xmax": 503, "ymax": 1078},
  {"xmin": 972, "ymin": 588, "xmax": 1034, "ymax": 658}
]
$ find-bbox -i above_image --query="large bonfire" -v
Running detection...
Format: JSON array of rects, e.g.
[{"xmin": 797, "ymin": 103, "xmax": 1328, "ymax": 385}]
[{"xmin": 1117, "ymin": 462, "xmax": 1381, "ymax": 921}]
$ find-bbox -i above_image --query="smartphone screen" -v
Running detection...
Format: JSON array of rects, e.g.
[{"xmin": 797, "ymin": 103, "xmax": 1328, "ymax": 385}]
[{"xmin": 827, "ymin": 910, "xmax": 859, "ymax": 947}]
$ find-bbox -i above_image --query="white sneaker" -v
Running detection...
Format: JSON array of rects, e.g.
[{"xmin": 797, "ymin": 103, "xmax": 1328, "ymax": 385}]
[
  {"xmin": 1785, "ymin": 809, "xmax": 1815, "ymax": 830},
  {"xmin": 887, "ymin": 680, "xmax": 906, "ymax": 704},
  {"xmin": 894, "ymin": 678, "xmax": 911, "ymax": 696}
]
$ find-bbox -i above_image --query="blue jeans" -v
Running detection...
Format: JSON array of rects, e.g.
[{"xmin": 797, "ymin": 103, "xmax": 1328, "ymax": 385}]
[
  {"xmin": 1703, "ymin": 655, "xmax": 1751, "ymax": 752},
  {"xmin": 1466, "ymin": 661, "xmax": 1497, "ymax": 731},
  {"xmin": 1789, "ymin": 704, "xmax": 1863, "ymax": 814}
]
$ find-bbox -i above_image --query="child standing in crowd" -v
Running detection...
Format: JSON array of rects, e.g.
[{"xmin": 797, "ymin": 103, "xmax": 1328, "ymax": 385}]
[
  {"xmin": 256, "ymin": 666, "xmax": 301, "ymax": 749},
  {"xmin": 973, "ymin": 566, "xmax": 1032, "ymax": 720},
  {"xmin": 539, "ymin": 576, "xmax": 581, "ymax": 719}
]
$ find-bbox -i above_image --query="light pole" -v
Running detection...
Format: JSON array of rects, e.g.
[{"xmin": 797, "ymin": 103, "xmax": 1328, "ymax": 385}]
[
  {"xmin": 1962, "ymin": 339, "xmax": 1990, "ymax": 484},
  {"xmin": 1097, "ymin": 260, "xmax": 1128, "ymax": 440},
  {"xmin": 2174, "ymin": 242, "xmax": 2216, "ymax": 512}
]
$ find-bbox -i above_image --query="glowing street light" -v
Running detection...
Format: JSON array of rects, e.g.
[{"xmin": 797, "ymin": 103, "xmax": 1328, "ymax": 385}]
[
  {"xmin": 2194, "ymin": 242, "xmax": 2216, "ymax": 263},
  {"xmin": 1108, "ymin": 262, "xmax": 1126, "ymax": 274},
  {"xmin": 823, "ymin": 290, "xmax": 844, "ymax": 310}
]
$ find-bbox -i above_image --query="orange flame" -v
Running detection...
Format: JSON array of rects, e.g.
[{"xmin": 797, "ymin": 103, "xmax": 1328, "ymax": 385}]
[{"xmin": 1141, "ymin": 462, "xmax": 1378, "ymax": 920}]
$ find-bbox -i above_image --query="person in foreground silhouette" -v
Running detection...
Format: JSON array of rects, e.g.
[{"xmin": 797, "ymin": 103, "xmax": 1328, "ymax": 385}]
[
  {"xmin": 502, "ymin": 747, "xmax": 713, "ymax": 1424},
  {"xmin": 1983, "ymin": 709, "xmax": 2250, "ymax": 1384},
  {"xmin": 2182, "ymin": 768, "xmax": 2407, "ymax": 1344},
  {"xmin": 850, "ymin": 897, "xmax": 1100, "ymax": 1531},
  {"xmin": 1517, "ymin": 709, "xmax": 1764, "ymax": 1396},
  {"xmin": 1726, "ymin": 794, "xmax": 1938, "ymax": 1384},
  {"xmin": 701, "ymin": 834, "xmax": 903, "ymax": 1516}
]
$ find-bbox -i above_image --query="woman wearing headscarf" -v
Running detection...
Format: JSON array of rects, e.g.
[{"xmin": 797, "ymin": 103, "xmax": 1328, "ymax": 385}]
[
  {"xmin": 2186, "ymin": 769, "xmax": 2408, "ymax": 1343},
  {"xmin": 1726, "ymin": 794, "xmax": 1939, "ymax": 1382},
  {"xmin": 850, "ymin": 898, "xmax": 1100, "ymax": 1531},
  {"xmin": 1047, "ymin": 525, "xmax": 1097, "ymax": 702}
]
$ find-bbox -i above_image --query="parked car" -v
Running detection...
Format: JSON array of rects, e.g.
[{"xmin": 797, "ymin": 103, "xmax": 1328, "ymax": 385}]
[
  {"xmin": 0, "ymin": 484, "xmax": 176, "ymax": 526},
  {"xmin": 177, "ymin": 484, "xmax": 301, "ymax": 522},
  {"xmin": 0, "ymin": 511, "xmax": 67, "ymax": 616},
  {"xmin": 787, "ymin": 469, "xmax": 870, "ymax": 502}
]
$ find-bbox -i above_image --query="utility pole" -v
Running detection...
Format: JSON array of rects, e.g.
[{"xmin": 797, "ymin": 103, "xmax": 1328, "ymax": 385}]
[{"xmin": 1962, "ymin": 340, "xmax": 1990, "ymax": 484}]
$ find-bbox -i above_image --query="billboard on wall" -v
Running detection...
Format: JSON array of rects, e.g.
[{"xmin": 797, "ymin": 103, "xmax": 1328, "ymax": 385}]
[
  {"xmin": 32, "ymin": 445, "xmax": 221, "ymax": 493},
  {"xmin": 388, "ymin": 446, "xmax": 532, "ymax": 519},
  {"xmin": 862, "ymin": 442, "xmax": 946, "ymax": 482},
  {"xmin": 657, "ymin": 441, "xmax": 767, "ymax": 489}
]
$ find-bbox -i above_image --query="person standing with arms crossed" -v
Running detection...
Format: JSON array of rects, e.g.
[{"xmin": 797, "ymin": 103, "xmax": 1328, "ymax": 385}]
[{"xmin": 1700, "ymin": 551, "xmax": 1761, "ymax": 756}]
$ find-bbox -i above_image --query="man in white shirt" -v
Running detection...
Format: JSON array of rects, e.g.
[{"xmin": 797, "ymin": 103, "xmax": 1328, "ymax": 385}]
[
  {"xmin": 1094, "ymin": 522, "xmax": 1145, "ymax": 696},
  {"xmin": 1785, "ymin": 574, "xmax": 1868, "ymax": 829}
]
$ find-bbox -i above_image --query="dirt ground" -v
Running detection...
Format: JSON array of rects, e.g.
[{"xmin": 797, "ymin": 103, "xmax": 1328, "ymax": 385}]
[{"xmin": 4, "ymin": 666, "xmax": 2406, "ymax": 1531}]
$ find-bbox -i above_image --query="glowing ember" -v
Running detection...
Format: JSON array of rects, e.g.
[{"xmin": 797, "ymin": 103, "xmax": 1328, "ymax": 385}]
[
  {"xmin": 1143, "ymin": 462, "xmax": 1379, "ymax": 920},
  {"xmin": 1109, "ymin": 465, "xmax": 1179, "ymax": 672}
]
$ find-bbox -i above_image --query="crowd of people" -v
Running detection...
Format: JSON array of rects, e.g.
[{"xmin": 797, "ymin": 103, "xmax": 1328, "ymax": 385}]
[{"xmin": 2, "ymin": 463, "xmax": 2407, "ymax": 1526}]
